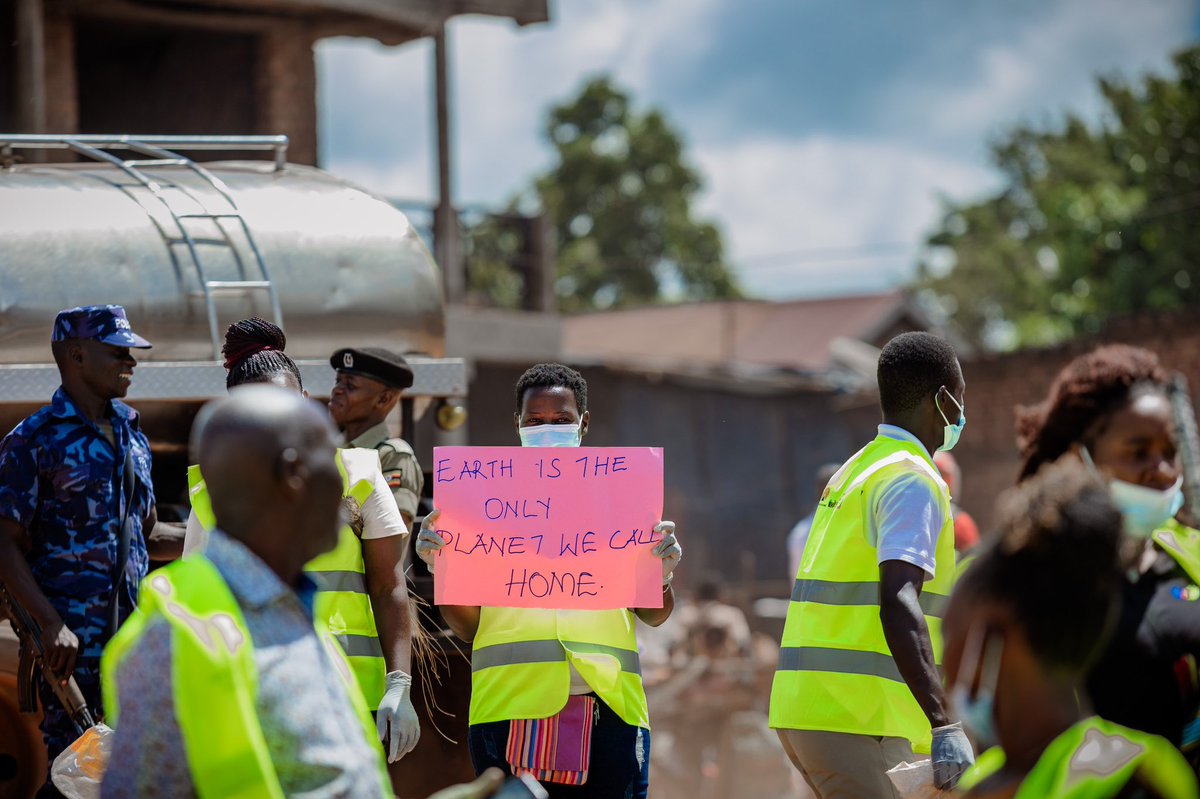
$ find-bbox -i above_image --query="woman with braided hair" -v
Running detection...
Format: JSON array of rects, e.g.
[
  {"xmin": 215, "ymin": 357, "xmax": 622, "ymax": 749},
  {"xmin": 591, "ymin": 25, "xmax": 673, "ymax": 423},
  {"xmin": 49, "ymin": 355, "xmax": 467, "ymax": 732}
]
[
  {"xmin": 183, "ymin": 318, "xmax": 424, "ymax": 783},
  {"xmin": 1009, "ymin": 344, "xmax": 1200, "ymax": 767},
  {"xmin": 220, "ymin": 316, "xmax": 303, "ymax": 390}
]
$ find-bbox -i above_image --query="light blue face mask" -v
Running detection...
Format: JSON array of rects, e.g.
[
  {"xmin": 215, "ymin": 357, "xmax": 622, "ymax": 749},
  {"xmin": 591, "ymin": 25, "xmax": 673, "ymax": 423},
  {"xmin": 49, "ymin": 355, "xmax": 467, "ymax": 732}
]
[
  {"xmin": 1080, "ymin": 448, "xmax": 1184, "ymax": 539},
  {"xmin": 936, "ymin": 389, "xmax": 966, "ymax": 453},
  {"xmin": 518, "ymin": 422, "xmax": 582, "ymax": 448},
  {"xmin": 949, "ymin": 625, "xmax": 1003, "ymax": 750}
]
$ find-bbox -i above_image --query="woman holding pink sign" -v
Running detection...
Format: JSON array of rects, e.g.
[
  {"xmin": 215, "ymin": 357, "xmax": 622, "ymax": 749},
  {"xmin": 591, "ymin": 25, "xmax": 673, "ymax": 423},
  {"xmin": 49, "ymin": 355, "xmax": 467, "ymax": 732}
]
[{"xmin": 417, "ymin": 363, "xmax": 682, "ymax": 799}]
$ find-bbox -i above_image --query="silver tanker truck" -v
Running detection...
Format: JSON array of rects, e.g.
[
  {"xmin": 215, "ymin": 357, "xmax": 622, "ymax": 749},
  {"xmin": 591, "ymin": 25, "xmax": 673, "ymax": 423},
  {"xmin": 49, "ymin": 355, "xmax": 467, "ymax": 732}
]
[{"xmin": 0, "ymin": 135, "xmax": 468, "ymax": 797}]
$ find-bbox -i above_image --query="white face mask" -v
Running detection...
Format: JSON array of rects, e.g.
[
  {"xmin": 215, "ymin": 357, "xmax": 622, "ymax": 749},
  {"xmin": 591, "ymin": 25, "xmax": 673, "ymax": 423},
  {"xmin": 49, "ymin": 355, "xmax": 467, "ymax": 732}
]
[
  {"xmin": 518, "ymin": 422, "xmax": 582, "ymax": 448},
  {"xmin": 1080, "ymin": 448, "xmax": 1184, "ymax": 539}
]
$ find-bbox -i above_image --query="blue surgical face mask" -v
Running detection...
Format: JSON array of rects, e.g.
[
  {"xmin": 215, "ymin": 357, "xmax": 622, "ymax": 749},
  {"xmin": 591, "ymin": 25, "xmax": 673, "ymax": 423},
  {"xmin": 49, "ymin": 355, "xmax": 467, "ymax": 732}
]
[
  {"xmin": 519, "ymin": 422, "xmax": 582, "ymax": 448},
  {"xmin": 1080, "ymin": 448, "xmax": 1184, "ymax": 539},
  {"xmin": 949, "ymin": 625, "xmax": 1003, "ymax": 750},
  {"xmin": 936, "ymin": 389, "xmax": 966, "ymax": 453}
]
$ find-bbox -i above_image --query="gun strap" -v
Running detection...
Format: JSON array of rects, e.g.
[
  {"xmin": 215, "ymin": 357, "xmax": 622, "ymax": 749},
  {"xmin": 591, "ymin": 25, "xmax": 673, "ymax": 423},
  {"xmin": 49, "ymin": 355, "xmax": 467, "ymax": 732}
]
[{"xmin": 107, "ymin": 447, "xmax": 136, "ymax": 637}]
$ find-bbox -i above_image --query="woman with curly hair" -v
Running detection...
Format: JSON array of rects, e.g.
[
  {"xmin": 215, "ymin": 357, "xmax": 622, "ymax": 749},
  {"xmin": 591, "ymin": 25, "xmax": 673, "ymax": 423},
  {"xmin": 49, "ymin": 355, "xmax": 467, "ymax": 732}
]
[
  {"xmin": 946, "ymin": 461, "xmax": 1196, "ymax": 798},
  {"xmin": 1009, "ymin": 344, "xmax": 1200, "ymax": 762}
]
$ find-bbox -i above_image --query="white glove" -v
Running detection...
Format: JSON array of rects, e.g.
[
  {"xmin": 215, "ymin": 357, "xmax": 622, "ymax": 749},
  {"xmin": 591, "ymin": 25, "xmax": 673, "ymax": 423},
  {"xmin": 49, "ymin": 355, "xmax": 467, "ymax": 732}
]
[
  {"xmin": 376, "ymin": 670, "xmax": 420, "ymax": 762},
  {"xmin": 652, "ymin": 521, "xmax": 682, "ymax": 585},
  {"xmin": 415, "ymin": 508, "xmax": 446, "ymax": 572}
]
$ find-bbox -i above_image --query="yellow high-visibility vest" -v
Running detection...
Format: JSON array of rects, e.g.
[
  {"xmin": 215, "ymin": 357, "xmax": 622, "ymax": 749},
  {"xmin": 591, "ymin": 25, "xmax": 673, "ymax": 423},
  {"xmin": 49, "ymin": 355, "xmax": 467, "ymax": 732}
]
[
  {"xmin": 1154, "ymin": 519, "xmax": 1200, "ymax": 585},
  {"xmin": 769, "ymin": 434, "xmax": 956, "ymax": 751},
  {"xmin": 101, "ymin": 557, "xmax": 390, "ymax": 799},
  {"xmin": 958, "ymin": 716, "xmax": 1198, "ymax": 799},
  {"xmin": 187, "ymin": 448, "xmax": 388, "ymax": 708},
  {"xmin": 470, "ymin": 607, "xmax": 650, "ymax": 729}
]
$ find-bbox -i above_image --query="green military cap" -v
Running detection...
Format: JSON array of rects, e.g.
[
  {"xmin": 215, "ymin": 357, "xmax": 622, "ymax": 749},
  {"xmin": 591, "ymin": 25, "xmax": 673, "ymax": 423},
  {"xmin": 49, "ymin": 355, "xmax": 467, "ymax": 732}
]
[{"xmin": 331, "ymin": 347, "xmax": 414, "ymax": 389}]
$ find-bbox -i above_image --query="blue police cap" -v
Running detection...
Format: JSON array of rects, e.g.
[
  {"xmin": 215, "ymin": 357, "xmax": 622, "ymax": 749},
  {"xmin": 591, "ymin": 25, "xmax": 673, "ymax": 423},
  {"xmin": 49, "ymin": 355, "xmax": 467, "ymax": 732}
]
[{"xmin": 52, "ymin": 305, "xmax": 152, "ymax": 349}]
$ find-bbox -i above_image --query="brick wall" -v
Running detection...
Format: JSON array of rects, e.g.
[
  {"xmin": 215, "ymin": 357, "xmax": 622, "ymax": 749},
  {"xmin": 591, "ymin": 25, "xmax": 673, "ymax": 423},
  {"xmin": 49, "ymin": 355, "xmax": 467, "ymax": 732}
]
[{"xmin": 953, "ymin": 309, "xmax": 1200, "ymax": 532}]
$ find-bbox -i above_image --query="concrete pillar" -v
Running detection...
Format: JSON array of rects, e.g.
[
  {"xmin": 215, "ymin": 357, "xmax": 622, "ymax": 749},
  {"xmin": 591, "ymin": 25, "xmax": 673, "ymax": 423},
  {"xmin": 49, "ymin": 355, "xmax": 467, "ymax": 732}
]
[
  {"xmin": 433, "ymin": 26, "xmax": 464, "ymax": 304},
  {"xmin": 524, "ymin": 212, "xmax": 557, "ymax": 312},
  {"xmin": 256, "ymin": 23, "xmax": 318, "ymax": 165},
  {"xmin": 43, "ymin": 2, "xmax": 77, "ymax": 134},
  {"xmin": 15, "ymin": 0, "xmax": 47, "ymax": 134}
]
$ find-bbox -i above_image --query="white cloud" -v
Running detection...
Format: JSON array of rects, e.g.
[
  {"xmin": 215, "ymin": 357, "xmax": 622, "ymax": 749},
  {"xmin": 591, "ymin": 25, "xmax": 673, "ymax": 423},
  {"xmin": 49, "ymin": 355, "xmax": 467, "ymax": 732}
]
[
  {"xmin": 317, "ymin": 38, "xmax": 433, "ymax": 199},
  {"xmin": 693, "ymin": 136, "xmax": 999, "ymax": 297},
  {"xmin": 908, "ymin": 0, "xmax": 1194, "ymax": 143},
  {"xmin": 316, "ymin": 0, "xmax": 1196, "ymax": 300},
  {"xmin": 318, "ymin": 0, "xmax": 724, "ymax": 203}
]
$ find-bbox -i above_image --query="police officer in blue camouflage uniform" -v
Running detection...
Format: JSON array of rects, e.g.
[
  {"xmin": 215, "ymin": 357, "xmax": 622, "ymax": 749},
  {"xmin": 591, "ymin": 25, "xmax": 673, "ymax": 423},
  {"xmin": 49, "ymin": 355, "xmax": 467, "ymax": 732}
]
[{"xmin": 0, "ymin": 305, "xmax": 182, "ymax": 797}]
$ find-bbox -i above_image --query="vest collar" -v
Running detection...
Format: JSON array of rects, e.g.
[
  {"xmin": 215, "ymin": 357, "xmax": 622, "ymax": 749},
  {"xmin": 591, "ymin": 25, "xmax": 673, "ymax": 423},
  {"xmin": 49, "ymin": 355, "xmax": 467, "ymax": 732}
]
[{"xmin": 878, "ymin": 419, "xmax": 931, "ymax": 458}]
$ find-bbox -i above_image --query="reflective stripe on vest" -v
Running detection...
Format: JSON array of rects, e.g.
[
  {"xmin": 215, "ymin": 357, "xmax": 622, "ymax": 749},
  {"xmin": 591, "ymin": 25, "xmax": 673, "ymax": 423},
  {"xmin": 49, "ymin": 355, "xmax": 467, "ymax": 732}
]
[
  {"xmin": 187, "ymin": 448, "xmax": 389, "ymax": 709},
  {"xmin": 469, "ymin": 607, "xmax": 650, "ymax": 729},
  {"xmin": 472, "ymin": 639, "xmax": 642, "ymax": 675},
  {"xmin": 101, "ymin": 557, "xmax": 390, "ymax": 798},
  {"xmin": 958, "ymin": 717, "xmax": 1198, "ymax": 799},
  {"xmin": 789, "ymin": 579, "xmax": 950, "ymax": 618},
  {"xmin": 338, "ymin": 634, "xmax": 386, "ymax": 659},
  {"xmin": 769, "ymin": 434, "xmax": 957, "ymax": 751},
  {"xmin": 309, "ymin": 571, "xmax": 368, "ymax": 593},
  {"xmin": 776, "ymin": 646, "xmax": 905, "ymax": 682}
]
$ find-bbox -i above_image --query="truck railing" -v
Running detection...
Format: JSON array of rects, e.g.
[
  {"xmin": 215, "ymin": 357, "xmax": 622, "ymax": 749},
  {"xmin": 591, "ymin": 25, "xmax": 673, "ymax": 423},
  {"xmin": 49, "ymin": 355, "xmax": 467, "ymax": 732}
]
[
  {"xmin": 0, "ymin": 134, "xmax": 290, "ymax": 171},
  {"xmin": 0, "ymin": 358, "xmax": 469, "ymax": 402}
]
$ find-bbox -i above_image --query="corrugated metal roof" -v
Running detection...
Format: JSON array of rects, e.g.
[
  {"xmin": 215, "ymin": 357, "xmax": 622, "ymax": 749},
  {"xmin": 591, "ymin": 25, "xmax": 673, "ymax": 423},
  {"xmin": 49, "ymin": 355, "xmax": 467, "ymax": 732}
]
[{"xmin": 562, "ymin": 291, "xmax": 929, "ymax": 375}]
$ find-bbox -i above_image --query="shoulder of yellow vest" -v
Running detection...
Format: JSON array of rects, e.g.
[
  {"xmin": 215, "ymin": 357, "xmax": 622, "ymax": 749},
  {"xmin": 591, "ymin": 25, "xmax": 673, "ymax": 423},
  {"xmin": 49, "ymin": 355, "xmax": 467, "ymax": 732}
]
[{"xmin": 1154, "ymin": 520, "xmax": 1200, "ymax": 581}]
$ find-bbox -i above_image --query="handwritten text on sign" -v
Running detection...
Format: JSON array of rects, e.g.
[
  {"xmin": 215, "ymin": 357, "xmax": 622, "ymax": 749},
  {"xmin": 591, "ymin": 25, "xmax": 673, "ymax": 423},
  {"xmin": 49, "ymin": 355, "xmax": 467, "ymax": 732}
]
[{"xmin": 431, "ymin": 446, "xmax": 665, "ymax": 610}]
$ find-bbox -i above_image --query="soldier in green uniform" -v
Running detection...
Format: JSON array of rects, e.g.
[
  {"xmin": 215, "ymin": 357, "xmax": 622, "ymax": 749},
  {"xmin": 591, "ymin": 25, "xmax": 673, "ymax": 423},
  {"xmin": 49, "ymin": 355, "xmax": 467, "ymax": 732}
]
[{"xmin": 328, "ymin": 347, "xmax": 425, "ymax": 529}]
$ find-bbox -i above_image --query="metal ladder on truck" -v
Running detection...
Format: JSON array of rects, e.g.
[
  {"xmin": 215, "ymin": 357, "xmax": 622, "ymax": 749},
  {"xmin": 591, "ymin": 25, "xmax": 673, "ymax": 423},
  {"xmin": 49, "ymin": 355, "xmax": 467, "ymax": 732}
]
[{"xmin": 0, "ymin": 134, "xmax": 289, "ymax": 359}]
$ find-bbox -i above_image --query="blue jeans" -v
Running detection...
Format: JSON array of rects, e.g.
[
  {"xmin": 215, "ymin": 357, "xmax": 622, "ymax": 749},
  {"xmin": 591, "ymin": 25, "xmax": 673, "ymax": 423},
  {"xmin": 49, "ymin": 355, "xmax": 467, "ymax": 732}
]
[{"xmin": 468, "ymin": 697, "xmax": 650, "ymax": 799}]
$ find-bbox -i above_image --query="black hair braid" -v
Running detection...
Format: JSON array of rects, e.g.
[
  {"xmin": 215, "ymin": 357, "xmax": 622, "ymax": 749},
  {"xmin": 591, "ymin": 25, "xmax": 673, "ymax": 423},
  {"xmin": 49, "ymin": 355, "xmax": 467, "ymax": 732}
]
[{"xmin": 222, "ymin": 317, "xmax": 303, "ymax": 391}]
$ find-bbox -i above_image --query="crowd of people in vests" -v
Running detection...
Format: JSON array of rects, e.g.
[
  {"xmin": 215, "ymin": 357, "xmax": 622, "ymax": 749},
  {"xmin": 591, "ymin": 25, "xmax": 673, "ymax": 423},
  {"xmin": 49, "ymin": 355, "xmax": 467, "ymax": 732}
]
[{"xmin": 1, "ymin": 307, "xmax": 1198, "ymax": 799}]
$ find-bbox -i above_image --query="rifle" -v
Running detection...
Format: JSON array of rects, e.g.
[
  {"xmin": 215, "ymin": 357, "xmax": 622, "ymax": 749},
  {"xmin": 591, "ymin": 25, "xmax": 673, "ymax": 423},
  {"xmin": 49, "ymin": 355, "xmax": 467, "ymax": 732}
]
[
  {"xmin": 0, "ymin": 582, "xmax": 96, "ymax": 735},
  {"xmin": 1169, "ymin": 372, "xmax": 1200, "ymax": 527}
]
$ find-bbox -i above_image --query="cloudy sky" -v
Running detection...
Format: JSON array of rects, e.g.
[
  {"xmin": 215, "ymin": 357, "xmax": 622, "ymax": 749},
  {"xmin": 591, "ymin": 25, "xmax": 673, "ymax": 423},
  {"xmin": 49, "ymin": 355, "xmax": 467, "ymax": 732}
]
[{"xmin": 317, "ymin": 0, "xmax": 1199, "ymax": 300}]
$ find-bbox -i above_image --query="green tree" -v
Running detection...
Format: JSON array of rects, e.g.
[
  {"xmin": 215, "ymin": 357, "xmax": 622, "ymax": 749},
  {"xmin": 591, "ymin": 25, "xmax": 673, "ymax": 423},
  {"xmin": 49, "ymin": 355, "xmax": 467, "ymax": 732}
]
[
  {"xmin": 465, "ymin": 77, "xmax": 739, "ymax": 311},
  {"xmin": 916, "ymin": 46, "xmax": 1200, "ymax": 350}
]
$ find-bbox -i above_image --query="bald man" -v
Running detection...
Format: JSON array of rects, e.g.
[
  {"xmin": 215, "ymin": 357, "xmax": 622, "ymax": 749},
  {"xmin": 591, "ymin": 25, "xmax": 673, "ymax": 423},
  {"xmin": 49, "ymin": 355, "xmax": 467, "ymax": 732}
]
[{"xmin": 100, "ymin": 386, "xmax": 391, "ymax": 798}]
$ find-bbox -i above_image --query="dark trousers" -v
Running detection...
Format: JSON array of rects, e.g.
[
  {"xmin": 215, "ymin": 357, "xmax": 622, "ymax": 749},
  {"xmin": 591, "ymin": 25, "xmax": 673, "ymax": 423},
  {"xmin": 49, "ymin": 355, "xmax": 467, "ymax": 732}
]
[{"xmin": 468, "ymin": 697, "xmax": 651, "ymax": 799}]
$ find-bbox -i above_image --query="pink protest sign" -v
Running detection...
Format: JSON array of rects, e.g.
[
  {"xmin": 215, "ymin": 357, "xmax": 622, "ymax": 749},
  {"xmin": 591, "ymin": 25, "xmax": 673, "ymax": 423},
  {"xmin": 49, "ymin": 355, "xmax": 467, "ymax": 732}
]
[{"xmin": 431, "ymin": 446, "xmax": 665, "ymax": 610}]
